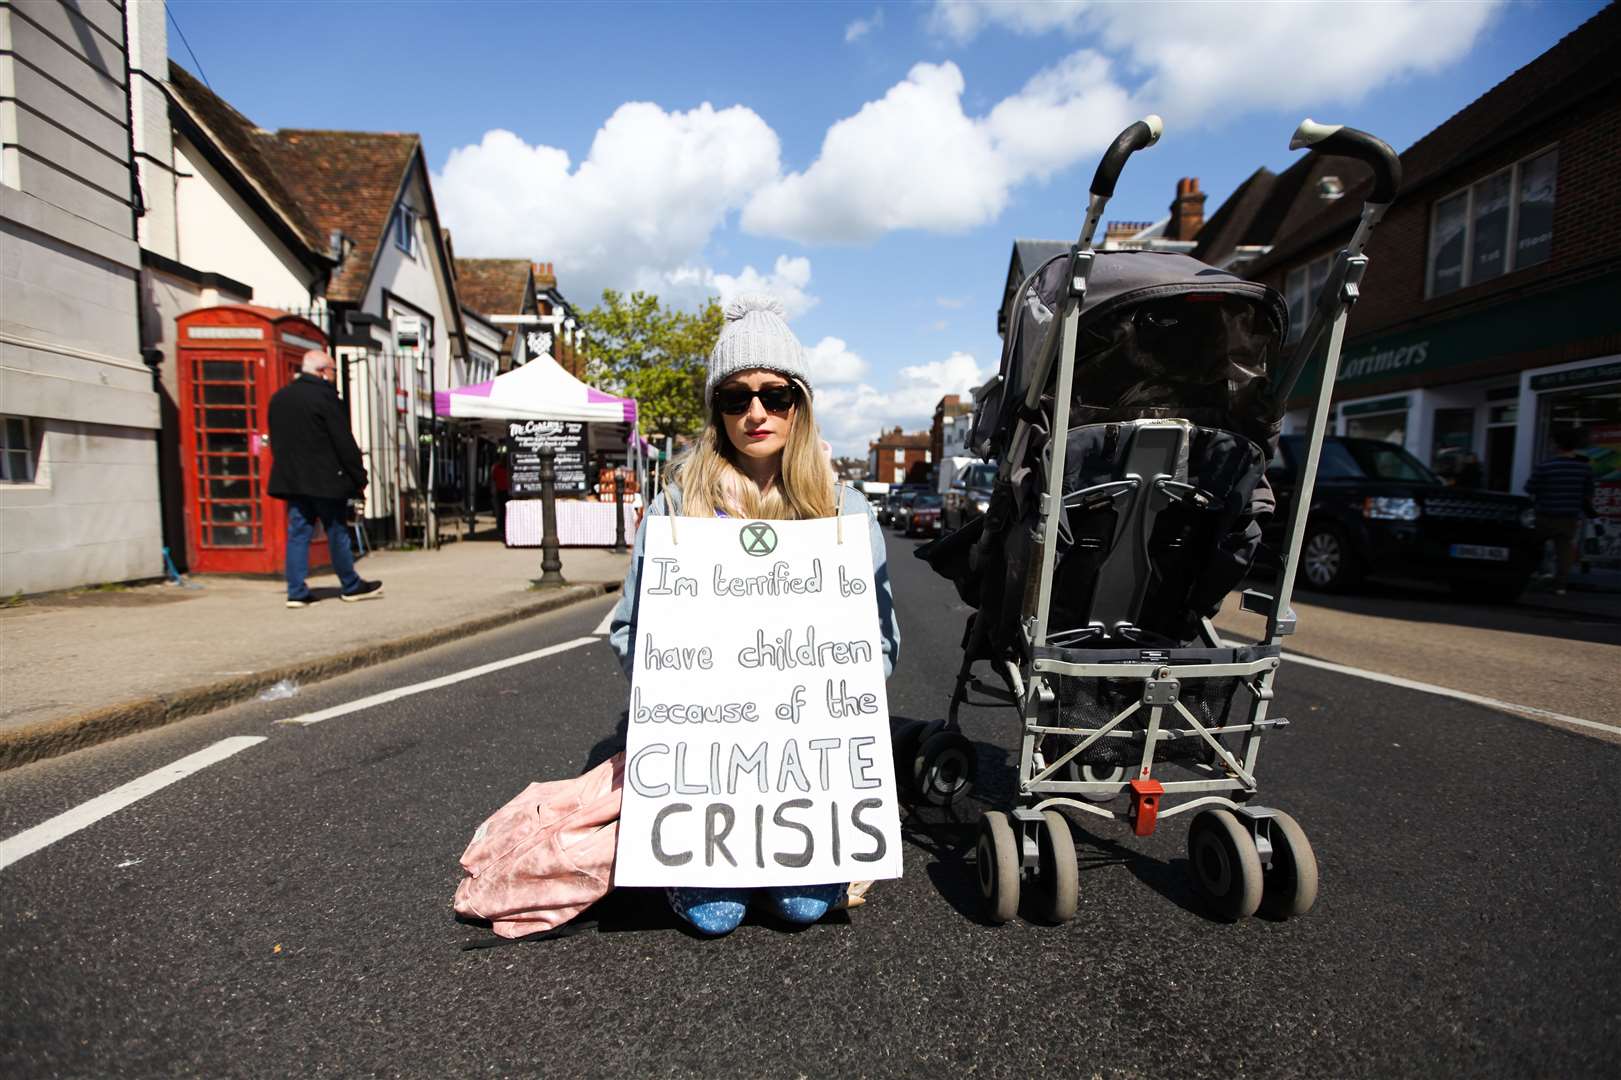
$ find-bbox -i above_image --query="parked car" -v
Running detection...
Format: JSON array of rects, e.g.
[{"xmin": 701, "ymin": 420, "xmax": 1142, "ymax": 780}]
[
  {"xmin": 1264, "ymin": 435, "xmax": 1539, "ymax": 601},
  {"xmin": 944, "ymin": 462, "xmax": 997, "ymax": 531},
  {"xmin": 887, "ymin": 487, "xmax": 922, "ymax": 531},
  {"xmin": 905, "ymin": 492, "xmax": 944, "ymax": 538}
]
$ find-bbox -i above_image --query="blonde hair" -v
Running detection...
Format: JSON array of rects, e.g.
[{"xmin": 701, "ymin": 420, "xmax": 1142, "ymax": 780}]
[{"xmin": 671, "ymin": 381, "xmax": 836, "ymax": 520}]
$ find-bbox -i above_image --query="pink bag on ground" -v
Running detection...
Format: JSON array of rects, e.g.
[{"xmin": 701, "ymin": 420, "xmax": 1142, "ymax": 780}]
[{"xmin": 452, "ymin": 753, "xmax": 624, "ymax": 939}]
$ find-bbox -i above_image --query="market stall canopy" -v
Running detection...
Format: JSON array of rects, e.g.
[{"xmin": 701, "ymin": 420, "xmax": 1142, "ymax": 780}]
[{"xmin": 434, "ymin": 353, "xmax": 637, "ymax": 426}]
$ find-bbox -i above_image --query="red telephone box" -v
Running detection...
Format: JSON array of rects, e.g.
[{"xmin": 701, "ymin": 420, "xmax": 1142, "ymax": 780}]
[{"xmin": 176, "ymin": 305, "xmax": 332, "ymax": 574}]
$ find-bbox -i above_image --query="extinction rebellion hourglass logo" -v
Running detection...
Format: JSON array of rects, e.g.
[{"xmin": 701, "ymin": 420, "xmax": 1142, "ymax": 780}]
[{"xmin": 740, "ymin": 522, "xmax": 778, "ymax": 556}]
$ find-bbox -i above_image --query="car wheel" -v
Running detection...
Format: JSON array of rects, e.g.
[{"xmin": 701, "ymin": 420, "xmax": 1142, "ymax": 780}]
[{"xmin": 1300, "ymin": 522, "xmax": 1361, "ymax": 592}]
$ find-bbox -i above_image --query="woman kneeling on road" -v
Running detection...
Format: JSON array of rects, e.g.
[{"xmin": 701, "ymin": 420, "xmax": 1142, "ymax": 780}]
[{"xmin": 608, "ymin": 295, "xmax": 899, "ymax": 936}]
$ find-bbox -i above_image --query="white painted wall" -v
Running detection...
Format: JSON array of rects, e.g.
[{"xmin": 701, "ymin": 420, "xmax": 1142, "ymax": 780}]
[
  {"xmin": 172, "ymin": 138, "xmax": 316, "ymax": 312},
  {"xmin": 0, "ymin": 0, "xmax": 164, "ymax": 592}
]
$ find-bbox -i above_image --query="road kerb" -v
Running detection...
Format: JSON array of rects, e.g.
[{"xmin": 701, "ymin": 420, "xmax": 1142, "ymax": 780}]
[{"xmin": 0, "ymin": 583, "xmax": 614, "ymax": 772}]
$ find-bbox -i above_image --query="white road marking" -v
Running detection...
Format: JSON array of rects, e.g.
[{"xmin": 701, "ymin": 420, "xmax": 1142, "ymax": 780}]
[
  {"xmin": 1276, "ymin": 650, "xmax": 1615, "ymax": 735},
  {"xmin": 276, "ymin": 636, "xmax": 598, "ymax": 726},
  {"xmin": 0, "ymin": 736, "xmax": 266, "ymax": 872},
  {"xmin": 592, "ymin": 605, "xmax": 615, "ymax": 636}
]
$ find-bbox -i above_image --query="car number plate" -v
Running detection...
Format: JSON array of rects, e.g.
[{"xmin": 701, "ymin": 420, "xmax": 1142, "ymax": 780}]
[{"xmin": 1449, "ymin": 544, "xmax": 1509, "ymax": 561}]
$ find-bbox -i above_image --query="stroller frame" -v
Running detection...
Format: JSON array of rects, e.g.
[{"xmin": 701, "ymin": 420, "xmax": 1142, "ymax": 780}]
[{"xmin": 916, "ymin": 118, "xmax": 1402, "ymax": 924}]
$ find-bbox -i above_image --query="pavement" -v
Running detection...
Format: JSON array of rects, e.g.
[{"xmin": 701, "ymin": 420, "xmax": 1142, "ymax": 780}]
[{"xmin": 0, "ymin": 529, "xmax": 629, "ymax": 769}]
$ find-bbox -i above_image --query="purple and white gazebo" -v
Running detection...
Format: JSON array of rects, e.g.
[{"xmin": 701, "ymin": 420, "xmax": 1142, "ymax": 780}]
[{"xmin": 434, "ymin": 352, "xmax": 636, "ymax": 427}]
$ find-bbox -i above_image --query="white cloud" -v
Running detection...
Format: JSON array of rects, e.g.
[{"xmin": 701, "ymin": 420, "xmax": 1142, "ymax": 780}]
[
  {"xmin": 845, "ymin": 9, "xmax": 883, "ymax": 43},
  {"xmin": 805, "ymin": 336, "xmax": 868, "ymax": 385},
  {"xmin": 936, "ymin": 296, "xmax": 968, "ymax": 309},
  {"xmin": 929, "ymin": 1, "xmax": 1504, "ymax": 120},
  {"xmin": 813, "ymin": 350, "xmax": 993, "ymax": 455},
  {"xmin": 434, "ymin": 102, "xmax": 779, "ymax": 306},
  {"xmin": 741, "ymin": 58, "xmax": 1133, "ymax": 244}
]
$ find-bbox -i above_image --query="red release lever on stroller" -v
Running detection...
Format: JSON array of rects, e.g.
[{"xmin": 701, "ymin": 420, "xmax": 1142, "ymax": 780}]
[{"xmin": 1290, "ymin": 119, "xmax": 1402, "ymax": 205}]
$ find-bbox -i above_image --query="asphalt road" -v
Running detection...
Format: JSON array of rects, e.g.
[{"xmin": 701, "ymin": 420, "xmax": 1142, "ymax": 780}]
[{"xmin": 2, "ymin": 531, "xmax": 1617, "ymax": 1079}]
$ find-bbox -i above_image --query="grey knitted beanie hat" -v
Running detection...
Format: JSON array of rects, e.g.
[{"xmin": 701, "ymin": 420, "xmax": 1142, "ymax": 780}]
[{"xmin": 705, "ymin": 294, "xmax": 812, "ymax": 407}]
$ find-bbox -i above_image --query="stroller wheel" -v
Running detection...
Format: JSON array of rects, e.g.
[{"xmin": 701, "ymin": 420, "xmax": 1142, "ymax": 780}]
[
  {"xmin": 976, "ymin": 811, "xmax": 1020, "ymax": 924},
  {"xmin": 914, "ymin": 730, "xmax": 976, "ymax": 807},
  {"xmin": 1061, "ymin": 759, "xmax": 1128, "ymax": 803},
  {"xmin": 1258, "ymin": 811, "xmax": 1319, "ymax": 920},
  {"xmin": 1033, "ymin": 811, "xmax": 1078, "ymax": 924},
  {"xmin": 891, "ymin": 720, "xmax": 932, "ymax": 797},
  {"xmin": 1186, "ymin": 808, "xmax": 1263, "ymax": 921}
]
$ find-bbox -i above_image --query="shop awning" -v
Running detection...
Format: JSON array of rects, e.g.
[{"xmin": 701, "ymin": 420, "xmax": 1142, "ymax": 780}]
[{"xmin": 434, "ymin": 352, "xmax": 636, "ymax": 426}]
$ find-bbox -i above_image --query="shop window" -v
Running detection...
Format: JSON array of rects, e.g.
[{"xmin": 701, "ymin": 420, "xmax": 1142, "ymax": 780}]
[
  {"xmin": 1427, "ymin": 147, "xmax": 1557, "ymax": 297},
  {"xmin": 1284, "ymin": 255, "xmax": 1331, "ymax": 343},
  {"xmin": 1430, "ymin": 407, "xmax": 1480, "ymax": 487},
  {"xmin": 1, "ymin": 415, "xmax": 38, "ymax": 483}
]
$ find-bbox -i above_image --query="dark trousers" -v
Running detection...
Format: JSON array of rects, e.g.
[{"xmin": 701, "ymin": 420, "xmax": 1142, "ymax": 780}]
[
  {"xmin": 286, "ymin": 496, "xmax": 362, "ymax": 600},
  {"xmin": 1536, "ymin": 514, "xmax": 1582, "ymax": 587}
]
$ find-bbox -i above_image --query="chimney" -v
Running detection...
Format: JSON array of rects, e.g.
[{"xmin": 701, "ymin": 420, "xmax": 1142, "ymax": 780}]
[
  {"xmin": 533, "ymin": 261, "xmax": 557, "ymax": 288},
  {"xmin": 1166, "ymin": 177, "xmax": 1205, "ymax": 241}
]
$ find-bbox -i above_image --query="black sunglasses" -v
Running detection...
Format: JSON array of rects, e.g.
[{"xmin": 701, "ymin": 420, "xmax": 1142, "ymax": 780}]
[{"xmin": 714, "ymin": 383, "xmax": 801, "ymax": 416}]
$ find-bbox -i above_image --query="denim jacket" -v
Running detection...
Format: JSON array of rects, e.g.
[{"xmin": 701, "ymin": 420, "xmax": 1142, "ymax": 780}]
[{"xmin": 608, "ymin": 484, "xmax": 899, "ymax": 680}]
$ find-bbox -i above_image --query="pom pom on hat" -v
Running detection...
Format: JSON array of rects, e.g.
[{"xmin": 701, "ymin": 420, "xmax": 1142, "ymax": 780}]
[
  {"xmin": 706, "ymin": 292, "xmax": 811, "ymax": 406},
  {"xmin": 723, "ymin": 294, "xmax": 787, "ymax": 322}
]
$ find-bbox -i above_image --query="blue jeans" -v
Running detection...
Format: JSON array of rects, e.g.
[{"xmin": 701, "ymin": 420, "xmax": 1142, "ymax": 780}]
[
  {"xmin": 285, "ymin": 496, "xmax": 362, "ymax": 600},
  {"xmin": 666, "ymin": 884, "xmax": 845, "ymax": 937}
]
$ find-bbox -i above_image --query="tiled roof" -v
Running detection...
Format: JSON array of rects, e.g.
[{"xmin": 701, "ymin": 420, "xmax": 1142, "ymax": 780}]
[
  {"xmin": 1192, "ymin": 167, "xmax": 1276, "ymax": 263},
  {"xmin": 260, "ymin": 130, "xmax": 421, "ymax": 304},
  {"xmin": 164, "ymin": 63, "xmax": 327, "ymax": 258},
  {"xmin": 1247, "ymin": 4, "xmax": 1621, "ymax": 276},
  {"xmin": 454, "ymin": 258, "xmax": 531, "ymax": 318}
]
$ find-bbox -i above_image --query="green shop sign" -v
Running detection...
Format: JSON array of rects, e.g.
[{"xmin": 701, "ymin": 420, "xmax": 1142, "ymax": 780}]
[
  {"xmin": 1529, "ymin": 360, "xmax": 1621, "ymax": 393},
  {"xmin": 1295, "ymin": 270, "xmax": 1621, "ymax": 394},
  {"xmin": 1341, "ymin": 395, "xmax": 1410, "ymax": 417}
]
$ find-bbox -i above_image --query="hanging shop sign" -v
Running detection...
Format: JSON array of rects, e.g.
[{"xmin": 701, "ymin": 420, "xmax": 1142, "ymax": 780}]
[
  {"xmin": 507, "ymin": 419, "xmax": 587, "ymax": 496},
  {"xmin": 614, "ymin": 515, "xmax": 904, "ymax": 888}
]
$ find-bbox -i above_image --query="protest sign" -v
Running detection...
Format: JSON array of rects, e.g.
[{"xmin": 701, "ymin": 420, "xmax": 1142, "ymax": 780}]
[{"xmin": 614, "ymin": 514, "xmax": 903, "ymax": 888}]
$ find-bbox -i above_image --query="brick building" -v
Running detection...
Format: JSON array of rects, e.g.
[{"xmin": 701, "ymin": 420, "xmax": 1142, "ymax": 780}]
[
  {"xmin": 867, "ymin": 426, "xmax": 932, "ymax": 486},
  {"xmin": 1212, "ymin": 7, "xmax": 1619, "ymax": 562}
]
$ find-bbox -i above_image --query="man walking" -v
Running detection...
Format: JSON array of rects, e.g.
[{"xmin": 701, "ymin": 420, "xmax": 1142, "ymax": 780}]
[
  {"xmin": 1525, "ymin": 426, "xmax": 1595, "ymax": 596},
  {"xmin": 268, "ymin": 349, "xmax": 383, "ymax": 607}
]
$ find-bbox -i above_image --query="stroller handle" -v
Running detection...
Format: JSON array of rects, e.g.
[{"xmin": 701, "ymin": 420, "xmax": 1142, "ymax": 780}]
[
  {"xmin": 1090, "ymin": 115, "xmax": 1163, "ymax": 199},
  {"xmin": 1290, "ymin": 119, "xmax": 1402, "ymax": 204}
]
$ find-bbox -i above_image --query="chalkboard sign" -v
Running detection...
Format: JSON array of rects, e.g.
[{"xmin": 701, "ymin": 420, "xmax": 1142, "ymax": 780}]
[{"xmin": 507, "ymin": 420, "xmax": 587, "ymax": 496}]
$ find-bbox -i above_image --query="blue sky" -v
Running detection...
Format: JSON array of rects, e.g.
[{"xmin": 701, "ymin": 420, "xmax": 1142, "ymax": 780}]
[{"xmin": 166, "ymin": 0, "xmax": 1603, "ymax": 453}]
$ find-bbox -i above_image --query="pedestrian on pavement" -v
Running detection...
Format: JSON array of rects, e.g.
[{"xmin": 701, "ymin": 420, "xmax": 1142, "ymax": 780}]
[
  {"xmin": 1525, "ymin": 425, "xmax": 1596, "ymax": 595},
  {"xmin": 608, "ymin": 294, "xmax": 900, "ymax": 937},
  {"xmin": 267, "ymin": 349, "xmax": 384, "ymax": 607},
  {"xmin": 490, "ymin": 450, "xmax": 511, "ymax": 542}
]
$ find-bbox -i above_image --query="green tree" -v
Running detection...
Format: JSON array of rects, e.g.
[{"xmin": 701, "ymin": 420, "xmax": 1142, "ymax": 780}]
[{"xmin": 581, "ymin": 290, "xmax": 723, "ymax": 440}]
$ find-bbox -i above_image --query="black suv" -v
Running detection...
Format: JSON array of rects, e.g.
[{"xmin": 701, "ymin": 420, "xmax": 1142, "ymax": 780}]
[
  {"xmin": 1265, "ymin": 436, "xmax": 1539, "ymax": 601},
  {"xmin": 944, "ymin": 463, "xmax": 996, "ymax": 531}
]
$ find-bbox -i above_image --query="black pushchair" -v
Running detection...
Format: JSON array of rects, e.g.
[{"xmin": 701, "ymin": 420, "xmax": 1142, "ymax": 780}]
[{"xmin": 907, "ymin": 116, "xmax": 1402, "ymax": 924}]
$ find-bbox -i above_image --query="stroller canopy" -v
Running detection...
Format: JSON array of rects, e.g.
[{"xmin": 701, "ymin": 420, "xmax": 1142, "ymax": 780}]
[{"xmin": 976, "ymin": 250, "xmax": 1288, "ymax": 456}]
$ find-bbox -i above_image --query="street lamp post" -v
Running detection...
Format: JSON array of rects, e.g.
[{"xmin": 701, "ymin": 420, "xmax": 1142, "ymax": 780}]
[
  {"xmin": 612, "ymin": 466, "xmax": 627, "ymax": 554},
  {"xmin": 532, "ymin": 446, "xmax": 566, "ymax": 589}
]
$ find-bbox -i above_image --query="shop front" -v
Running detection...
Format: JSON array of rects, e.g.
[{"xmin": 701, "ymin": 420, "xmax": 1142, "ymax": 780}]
[
  {"xmin": 1283, "ymin": 271, "xmax": 1621, "ymax": 502},
  {"xmin": 1516, "ymin": 356, "xmax": 1621, "ymax": 566}
]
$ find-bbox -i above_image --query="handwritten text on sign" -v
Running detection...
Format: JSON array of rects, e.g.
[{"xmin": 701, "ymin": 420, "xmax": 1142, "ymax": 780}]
[{"xmin": 614, "ymin": 515, "xmax": 902, "ymax": 887}]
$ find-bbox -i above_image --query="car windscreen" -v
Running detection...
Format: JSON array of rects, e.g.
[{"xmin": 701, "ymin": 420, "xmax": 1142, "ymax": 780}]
[
  {"xmin": 915, "ymin": 494, "xmax": 942, "ymax": 507},
  {"xmin": 1283, "ymin": 437, "xmax": 1440, "ymax": 484},
  {"xmin": 966, "ymin": 464, "xmax": 996, "ymax": 488},
  {"xmin": 1347, "ymin": 441, "xmax": 1440, "ymax": 484}
]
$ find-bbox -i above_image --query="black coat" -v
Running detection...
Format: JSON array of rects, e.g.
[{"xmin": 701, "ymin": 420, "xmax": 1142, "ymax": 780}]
[{"xmin": 267, "ymin": 374, "xmax": 368, "ymax": 500}]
